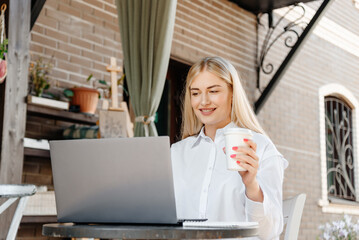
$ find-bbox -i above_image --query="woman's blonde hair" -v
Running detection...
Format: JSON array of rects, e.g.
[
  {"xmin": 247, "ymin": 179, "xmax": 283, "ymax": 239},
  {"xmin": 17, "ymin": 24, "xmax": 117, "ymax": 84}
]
[{"xmin": 181, "ymin": 56, "xmax": 265, "ymax": 139}]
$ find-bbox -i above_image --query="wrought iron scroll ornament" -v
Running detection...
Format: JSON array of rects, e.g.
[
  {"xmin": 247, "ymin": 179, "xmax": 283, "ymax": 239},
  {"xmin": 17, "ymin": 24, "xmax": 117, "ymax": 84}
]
[
  {"xmin": 325, "ymin": 97, "xmax": 355, "ymax": 201},
  {"xmin": 256, "ymin": 4, "xmax": 307, "ymax": 92}
]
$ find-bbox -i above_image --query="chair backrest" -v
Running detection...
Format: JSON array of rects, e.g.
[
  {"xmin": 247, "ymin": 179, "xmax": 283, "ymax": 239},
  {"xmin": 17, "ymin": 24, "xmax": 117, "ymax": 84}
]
[
  {"xmin": 282, "ymin": 193, "xmax": 306, "ymax": 240},
  {"xmin": 0, "ymin": 184, "xmax": 37, "ymax": 240}
]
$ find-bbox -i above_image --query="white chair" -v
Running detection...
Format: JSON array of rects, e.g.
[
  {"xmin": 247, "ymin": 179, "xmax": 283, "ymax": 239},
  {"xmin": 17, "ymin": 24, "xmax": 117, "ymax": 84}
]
[
  {"xmin": 0, "ymin": 184, "xmax": 37, "ymax": 240},
  {"xmin": 282, "ymin": 193, "xmax": 306, "ymax": 240}
]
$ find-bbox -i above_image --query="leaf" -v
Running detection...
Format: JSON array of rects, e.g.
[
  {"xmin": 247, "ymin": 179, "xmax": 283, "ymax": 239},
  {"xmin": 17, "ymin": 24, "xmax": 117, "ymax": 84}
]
[
  {"xmin": 63, "ymin": 89, "xmax": 74, "ymax": 98},
  {"xmin": 117, "ymin": 74, "xmax": 125, "ymax": 85},
  {"xmin": 98, "ymin": 80, "xmax": 108, "ymax": 85},
  {"xmin": 122, "ymin": 87, "xmax": 129, "ymax": 97},
  {"xmin": 45, "ymin": 92, "xmax": 56, "ymax": 99},
  {"xmin": 86, "ymin": 74, "xmax": 93, "ymax": 82}
]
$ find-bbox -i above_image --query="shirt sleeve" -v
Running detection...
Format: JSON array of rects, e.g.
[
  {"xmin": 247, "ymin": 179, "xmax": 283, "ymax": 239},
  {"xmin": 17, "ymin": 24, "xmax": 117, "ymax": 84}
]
[{"xmin": 244, "ymin": 141, "xmax": 288, "ymax": 240}]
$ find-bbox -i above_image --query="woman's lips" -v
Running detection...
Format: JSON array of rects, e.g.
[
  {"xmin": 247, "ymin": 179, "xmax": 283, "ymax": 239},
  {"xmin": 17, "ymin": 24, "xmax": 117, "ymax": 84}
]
[{"xmin": 199, "ymin": 108, "xmax": 216, "ymax": 116}]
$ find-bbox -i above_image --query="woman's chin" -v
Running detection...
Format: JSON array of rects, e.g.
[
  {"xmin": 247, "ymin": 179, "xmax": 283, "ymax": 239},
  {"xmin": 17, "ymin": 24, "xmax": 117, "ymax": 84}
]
[
  {"xmin": 197, "ymin": 115, "xmax": 215, "ymax": 124},
  {"xmin": 200, "ymin": 117, "xmax": 231, "ymax": 128}
]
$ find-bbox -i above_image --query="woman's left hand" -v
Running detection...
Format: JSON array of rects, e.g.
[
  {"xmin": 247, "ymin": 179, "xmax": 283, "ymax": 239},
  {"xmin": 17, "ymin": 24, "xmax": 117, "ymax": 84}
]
[
  {"xmin": 231, "ymin": 139, "xmax": 263, "ymax": 202},
  {"xmin": 231, "ymin": 139, "xmax": 258, "ymax": 185}
]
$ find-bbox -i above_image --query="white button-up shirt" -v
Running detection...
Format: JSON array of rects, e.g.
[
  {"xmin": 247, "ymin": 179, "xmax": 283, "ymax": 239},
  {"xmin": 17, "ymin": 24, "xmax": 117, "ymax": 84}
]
[{"xmin": 171, "ymin": 122, "xmax": 288, "ymax": 240}]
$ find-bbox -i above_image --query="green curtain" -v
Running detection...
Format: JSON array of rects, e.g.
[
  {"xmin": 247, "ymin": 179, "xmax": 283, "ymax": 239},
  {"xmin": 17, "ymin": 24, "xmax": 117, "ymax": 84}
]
[{"xmin": 116, "ymin": 0, "xmax": 177, "ymax": 137}]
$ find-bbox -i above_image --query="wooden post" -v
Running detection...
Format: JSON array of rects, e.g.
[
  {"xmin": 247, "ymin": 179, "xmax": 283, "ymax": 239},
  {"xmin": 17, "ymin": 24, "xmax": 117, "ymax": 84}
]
[{"xmin": 0, "ymin": 0, "xmax": 31, "ymax": 237}]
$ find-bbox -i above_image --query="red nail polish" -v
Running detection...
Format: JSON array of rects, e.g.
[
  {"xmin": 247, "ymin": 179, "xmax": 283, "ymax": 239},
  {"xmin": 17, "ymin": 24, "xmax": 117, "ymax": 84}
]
[
  {"xmin": 243, "ymin": 138, "xmax": 248, "ymax": 142},
  {"xmin": 232, "ymin": 146, "xmax": 238, "ymax": 150},
  {"xmin": 236, "ymin": 161, "xmax": 240, "ymax": 164},
  {"xmin": 230, "ymin": 154, "xmax": 236, "ymax": 158}
]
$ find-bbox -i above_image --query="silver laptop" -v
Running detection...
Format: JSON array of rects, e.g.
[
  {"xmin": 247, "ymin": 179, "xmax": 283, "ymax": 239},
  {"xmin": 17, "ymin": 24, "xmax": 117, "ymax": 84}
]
[{"xmin": 50, "ymin": 136, "xmax": 181, "ymax": 224}]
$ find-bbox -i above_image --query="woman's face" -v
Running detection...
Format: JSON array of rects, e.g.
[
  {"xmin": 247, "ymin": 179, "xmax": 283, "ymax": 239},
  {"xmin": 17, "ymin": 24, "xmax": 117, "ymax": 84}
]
[{"xmin": 190, "ymin": 70, "xmax": 232, "ymax": 129}]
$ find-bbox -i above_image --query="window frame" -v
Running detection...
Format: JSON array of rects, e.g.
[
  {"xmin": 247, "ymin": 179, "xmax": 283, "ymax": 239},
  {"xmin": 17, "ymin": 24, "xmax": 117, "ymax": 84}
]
[{"xmin": 318, "ymin": 83, "xmax": 359, "ymax": 214}]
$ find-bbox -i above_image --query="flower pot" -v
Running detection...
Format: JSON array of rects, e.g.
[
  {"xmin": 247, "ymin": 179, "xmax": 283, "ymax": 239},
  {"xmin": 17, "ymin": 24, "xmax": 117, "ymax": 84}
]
[
  {"xmin": 0, "ymin": 58, "xmax": 7, "ymax": 84},
  {"xmin": 71, "ymin": 87, "xmax": 99, "ymax": 114}
]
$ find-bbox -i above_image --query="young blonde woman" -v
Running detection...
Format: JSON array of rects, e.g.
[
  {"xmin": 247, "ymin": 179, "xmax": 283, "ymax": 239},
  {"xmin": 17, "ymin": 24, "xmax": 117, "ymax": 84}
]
[{"xmin": 171, "ymin": 57, "xmax": 288, "ymax": 240}]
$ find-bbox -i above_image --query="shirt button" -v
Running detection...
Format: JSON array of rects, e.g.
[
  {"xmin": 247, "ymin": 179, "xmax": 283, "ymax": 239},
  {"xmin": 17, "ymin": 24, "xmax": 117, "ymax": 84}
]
[
  {"xmin": 209, "ymin": 166, "xmax": 213, "ymax": 170},
  {"xmin": 203, "ymin": 189, "xmax": 207, "ymax": 193}
]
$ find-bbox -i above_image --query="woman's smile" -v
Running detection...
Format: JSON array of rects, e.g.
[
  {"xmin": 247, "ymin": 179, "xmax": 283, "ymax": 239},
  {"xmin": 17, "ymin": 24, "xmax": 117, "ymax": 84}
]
[{"xmin": 199, "ymin": 108, "xmax": 216, "ymax": 115}]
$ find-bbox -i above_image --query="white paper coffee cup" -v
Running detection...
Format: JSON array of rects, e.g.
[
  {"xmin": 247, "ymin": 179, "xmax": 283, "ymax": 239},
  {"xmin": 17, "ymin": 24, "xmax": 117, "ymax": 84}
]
[{"xmin": 224, "ymin": 128, "xmax": 253, "ymax": 171}]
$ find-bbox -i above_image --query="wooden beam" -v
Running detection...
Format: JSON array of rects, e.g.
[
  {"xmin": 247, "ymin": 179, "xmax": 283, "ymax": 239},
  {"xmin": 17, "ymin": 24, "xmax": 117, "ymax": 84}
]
[
  {"xmin": 27, "ymin": 104, "xmax": 98, "ymax": 125},
  {"xmin": 0, "ymin": 0, "xmax": 31, "ymax": 237},
  {"xmin": 0, "ymin": 0, "xmax": 31, "ymax": 183}
]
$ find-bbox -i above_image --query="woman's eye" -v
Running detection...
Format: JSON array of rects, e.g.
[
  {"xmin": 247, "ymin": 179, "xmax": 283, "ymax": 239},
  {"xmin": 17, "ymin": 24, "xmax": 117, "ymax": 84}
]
[
  {"xmin": 191, "ymin": 92, "xmax": 199, "ymax": 96},
  {"xmin": 210, "ymin": 90, "xmax": 218, "ymax": 93}
]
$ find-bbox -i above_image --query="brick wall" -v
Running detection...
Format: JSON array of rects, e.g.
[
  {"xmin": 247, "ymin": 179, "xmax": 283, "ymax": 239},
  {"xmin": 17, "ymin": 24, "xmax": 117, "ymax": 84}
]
[
  {"xmin": 30, "ymin": 0, "xmax": 123, "ymax": 92},
  {"xmin": 30, "ymin": 0, "xmax": 256, "ymax": 103}
]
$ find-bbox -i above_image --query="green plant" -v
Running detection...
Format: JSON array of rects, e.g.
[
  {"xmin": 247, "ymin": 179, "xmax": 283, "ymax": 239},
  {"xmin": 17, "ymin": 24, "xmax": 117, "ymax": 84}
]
[
  {"xmin": 0, "ymin": 38, "xmax": 8, "ymax": 60},
  {"xmin": 63, "ymin": 88, "xmax": 74, "ymax": 99},
  {"xmin": 87, "ymin": 73, "xmax": 127, "ymax": 99},
  {"xmin": 29, "ymin": 57, "xmax": 53, "ymax": 97}
]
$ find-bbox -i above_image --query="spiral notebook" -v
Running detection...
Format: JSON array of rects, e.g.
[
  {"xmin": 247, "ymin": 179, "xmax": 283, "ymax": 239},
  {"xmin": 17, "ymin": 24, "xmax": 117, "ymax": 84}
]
[{"xmin": 182, "ymin": 221, "xmax": 258, "ymax": 228}]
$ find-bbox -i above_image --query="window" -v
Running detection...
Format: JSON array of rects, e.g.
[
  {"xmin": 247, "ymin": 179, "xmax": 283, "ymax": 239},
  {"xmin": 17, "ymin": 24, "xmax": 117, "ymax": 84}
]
[
  {"xmin": 319, "ymin": 84, "xmax": 359, "ymax": 214},
  {"xmin": 325, "ymin": 96, "xmax": 355, "ymax": 201}
]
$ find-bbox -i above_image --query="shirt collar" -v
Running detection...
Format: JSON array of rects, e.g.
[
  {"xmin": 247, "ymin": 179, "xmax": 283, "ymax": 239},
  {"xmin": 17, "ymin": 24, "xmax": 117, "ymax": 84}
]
[
  {"xmin": 191, "ymin": 126, "xmax": 205, "ymax": 148},
  {"xmin": 191, "ymin": 122, "xmax": 237, "ymax": 148}
]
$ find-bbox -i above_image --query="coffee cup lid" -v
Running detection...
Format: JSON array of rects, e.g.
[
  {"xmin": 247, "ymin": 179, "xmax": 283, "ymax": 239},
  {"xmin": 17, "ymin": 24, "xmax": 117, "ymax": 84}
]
[{"xmin": 224, "ymin": 128, "xmax": 253, "ymax": 136}]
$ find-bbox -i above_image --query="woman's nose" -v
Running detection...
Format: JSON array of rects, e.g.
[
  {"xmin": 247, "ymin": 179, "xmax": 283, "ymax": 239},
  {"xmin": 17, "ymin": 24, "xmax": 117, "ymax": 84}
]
[{"xmin": 201, "ymin": 93, "xmax": 210, "ymax": 106}]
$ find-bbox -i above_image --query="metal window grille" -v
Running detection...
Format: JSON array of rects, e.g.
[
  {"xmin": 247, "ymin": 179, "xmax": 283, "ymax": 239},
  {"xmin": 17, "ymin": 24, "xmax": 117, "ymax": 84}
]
[{"xmin": 325, "ymin": 96, "xmax": 355, "ymax": 201}]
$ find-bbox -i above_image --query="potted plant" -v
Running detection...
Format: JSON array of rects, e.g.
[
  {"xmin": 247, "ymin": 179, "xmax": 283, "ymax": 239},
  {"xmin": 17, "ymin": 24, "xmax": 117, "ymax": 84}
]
[
  {"xmin": 27, "ymin": 57, "xmax": 69, "ymax": 110},
  {"xmin": 63, "ymin": 74, "xmax": 100, "ymax": 115},
  {"xmin": 29, "ymin": 57, "xmax": 52, "ymax": 97},
  {"xmin": 0, "ymin": 37, "xmax": 7, "ymax": 84}
]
